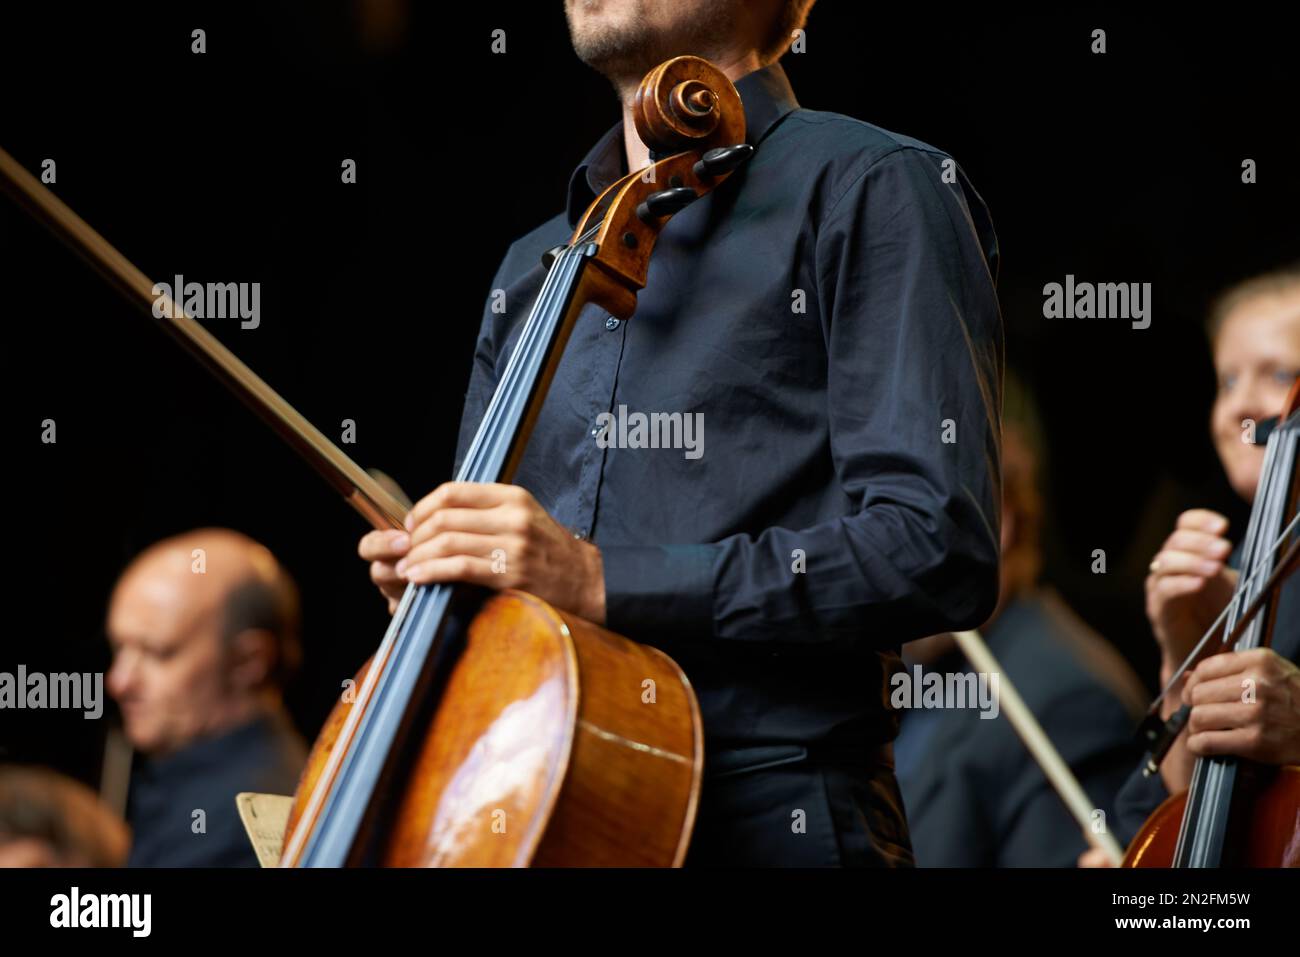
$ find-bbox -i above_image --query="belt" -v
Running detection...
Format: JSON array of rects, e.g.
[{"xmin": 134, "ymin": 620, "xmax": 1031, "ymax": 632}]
[{"xmin": 704, "ymin": 740, "xmax": 895, "ymax": 780}]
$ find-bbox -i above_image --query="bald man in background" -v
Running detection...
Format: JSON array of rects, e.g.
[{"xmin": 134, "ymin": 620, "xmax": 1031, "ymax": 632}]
[{"xmin": 107, "ymin": 529, "xmax": 307, "ymax": 867}]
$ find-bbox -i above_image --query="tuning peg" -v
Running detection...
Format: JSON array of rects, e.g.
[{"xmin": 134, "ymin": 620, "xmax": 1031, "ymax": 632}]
[
  {"xmin": 692, "ymin": 143, "xmax": 755, "ymax": 180},
  {"xmin": 636, "ymin": 187, "xmax": 698, "ymax": 223},
  {"xmin": 541, "ymin": 244, "xmax": 567, "ymax": 270}
]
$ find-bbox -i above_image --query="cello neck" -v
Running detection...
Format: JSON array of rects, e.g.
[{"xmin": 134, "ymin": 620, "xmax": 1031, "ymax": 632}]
[
  {"xmin": 1172, "ymin": 407, "xmax": 1299, "ymax": 866},
  {"xmin": 457, "ymin": 242, "xmax": 595, "ymax": 486},
  {"xmin": 286, "ymin": 242, "xmax": 599, "ymax": 866}
]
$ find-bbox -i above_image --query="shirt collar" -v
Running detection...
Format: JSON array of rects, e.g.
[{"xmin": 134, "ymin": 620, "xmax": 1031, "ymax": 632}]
[{"xmin": 565, "ymin": 60, "xmax": 800, "ymax": 227}]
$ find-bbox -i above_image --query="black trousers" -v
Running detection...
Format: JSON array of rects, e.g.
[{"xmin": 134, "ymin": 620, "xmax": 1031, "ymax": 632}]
[{"xmin": 682, "ymin": 744, "xmax": 914, "ymax": 867}]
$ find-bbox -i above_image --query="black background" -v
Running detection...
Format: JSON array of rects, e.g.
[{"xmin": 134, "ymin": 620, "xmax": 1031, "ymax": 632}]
[{"xmin": 2, "ymin": 3, "xmax": 1296, "ymax": 785}]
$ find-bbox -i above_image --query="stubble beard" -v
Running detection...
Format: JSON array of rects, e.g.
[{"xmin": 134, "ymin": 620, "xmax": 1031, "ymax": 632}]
[{"xmin": 566, "ymin": 0, "xmax": 738, "ymax": 97}]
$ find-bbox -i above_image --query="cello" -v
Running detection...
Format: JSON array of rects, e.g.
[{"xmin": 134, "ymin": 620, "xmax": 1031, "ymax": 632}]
[
  {"xmin": 0, "ymin": 56, "xmax": 755, "ymax": 866},
  {"xmin": 1124, "ymin": 379, "xmax": 1300, "ymax": 866}
]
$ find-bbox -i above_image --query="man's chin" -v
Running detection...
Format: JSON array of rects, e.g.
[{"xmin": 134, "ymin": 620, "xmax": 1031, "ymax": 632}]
[
  {"xmin": 571, "ymin": 34, "xmax": 645, "ymax": 75},
  {"xmin": 568, "ymin": 10, "xmax": 670, "ymax": 80},
  {"xmin": 122, "ymin": 723, "xmax": 165, "ymax": 756}
]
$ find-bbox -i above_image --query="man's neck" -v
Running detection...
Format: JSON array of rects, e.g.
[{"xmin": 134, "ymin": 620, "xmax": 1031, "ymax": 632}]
[
  {"xmin": 616, "ymin": 51, "xmax": 764, "ymax": 175},
  {"xmin": 152, "ymin": 692, "xmax": 283, "ymax": 760},
  {"xmin": 208, "ymin": 690, "xmax": 281, "ymax": 740}
]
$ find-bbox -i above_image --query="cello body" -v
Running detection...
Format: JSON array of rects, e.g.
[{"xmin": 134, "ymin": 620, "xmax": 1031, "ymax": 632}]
[
  {"xmin": 1123, "ymin": 764, "xmax": 1300, "ymax": 867},
  {"xmin": 282, "ymin": 590, "xmax": 704, "ymax": 866}
]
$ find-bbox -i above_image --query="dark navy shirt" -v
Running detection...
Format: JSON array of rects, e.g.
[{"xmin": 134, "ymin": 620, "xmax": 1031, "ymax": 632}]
[
  {"xmin": 454, "ymin": 61, "xmax": 1004, "ymax": 753},
  {"xmin": 125, "ymin": 711, "xmax": 306, "ymax": 867}
]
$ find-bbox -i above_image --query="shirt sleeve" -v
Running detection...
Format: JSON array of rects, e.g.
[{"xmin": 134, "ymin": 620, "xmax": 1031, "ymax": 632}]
[{"xmin": 601, "ymin": 146, "xmax": 1004, "ymax": 648}]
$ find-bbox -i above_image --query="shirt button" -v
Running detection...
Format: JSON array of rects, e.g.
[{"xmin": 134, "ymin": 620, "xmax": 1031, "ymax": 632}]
[
  {"xmin": 573, "ymin": 529, "xmax": 588, "ymax": 541},
  {"xmin": 605, "ymin": 316, "xmax": 621, "ymax": 331}
]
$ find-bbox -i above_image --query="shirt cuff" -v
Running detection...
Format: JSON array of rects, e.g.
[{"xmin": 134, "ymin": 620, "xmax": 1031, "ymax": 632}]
[{"xmin": 600, "ymin": 544, "xmax": 720, "ymax": 642}]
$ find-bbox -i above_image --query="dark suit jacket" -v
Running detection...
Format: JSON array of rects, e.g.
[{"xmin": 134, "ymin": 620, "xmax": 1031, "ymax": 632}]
[
  {"xmin": 894, "ymin": 589, "xmax": 1146, "ymax": 866},
  {"xmin": 126, "ymin": 711, "xmax": 306, "ymax": 867}
]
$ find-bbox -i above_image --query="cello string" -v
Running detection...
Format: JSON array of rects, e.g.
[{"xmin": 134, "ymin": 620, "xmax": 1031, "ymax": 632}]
[
  {"xmin": 1175, "ymin": 420, "xmax": 1296, "ymax": 865},
  {"xmin": 459, "ymin": 237, "xmax": 595, "ymax": 482},
  {"xmin": 297, "ymin": 211, "xmax": 610, "ymax": 863},
  {"xmin": 287, "ymin": 244, "xmax": 586, "ymax": 864},
  {"xmin": 456, "ymin": 243, "xmax": 583, "ymax": 483},
  {"xmin": 454, "ymin": 215, "xmax": 605, "ymax": 484},
  {"xmin": 462, "ymin": 240, "xmax": 595, "ymax": 484},
  {"xmin": 305, "ymin": 245, "xmax": 592, "ymax": 863},
  {"xmin": 1150, "ymin": 509, "xmax": 1300, "ymax": 708},
  {"xmin": 455, "ymin": 211, "xmax": 606, "ymax": 482},
  {"xmin": 321, "ymin": 245, "xmax": 589, "ymax": 850},
  {"xmin": 338, "ymin": 246, "xmax": 583, "ymax": 755},
  {"xmin": 465, "ymin": 247, "xmax": 586, "ymax": 482},
  {"xmin": 329, "ymin": 235, "xmax": 594, "ymax": 825},
  {"xmin": 465, "ymin": 208, "xmax": 611, "ymax": 473}
]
